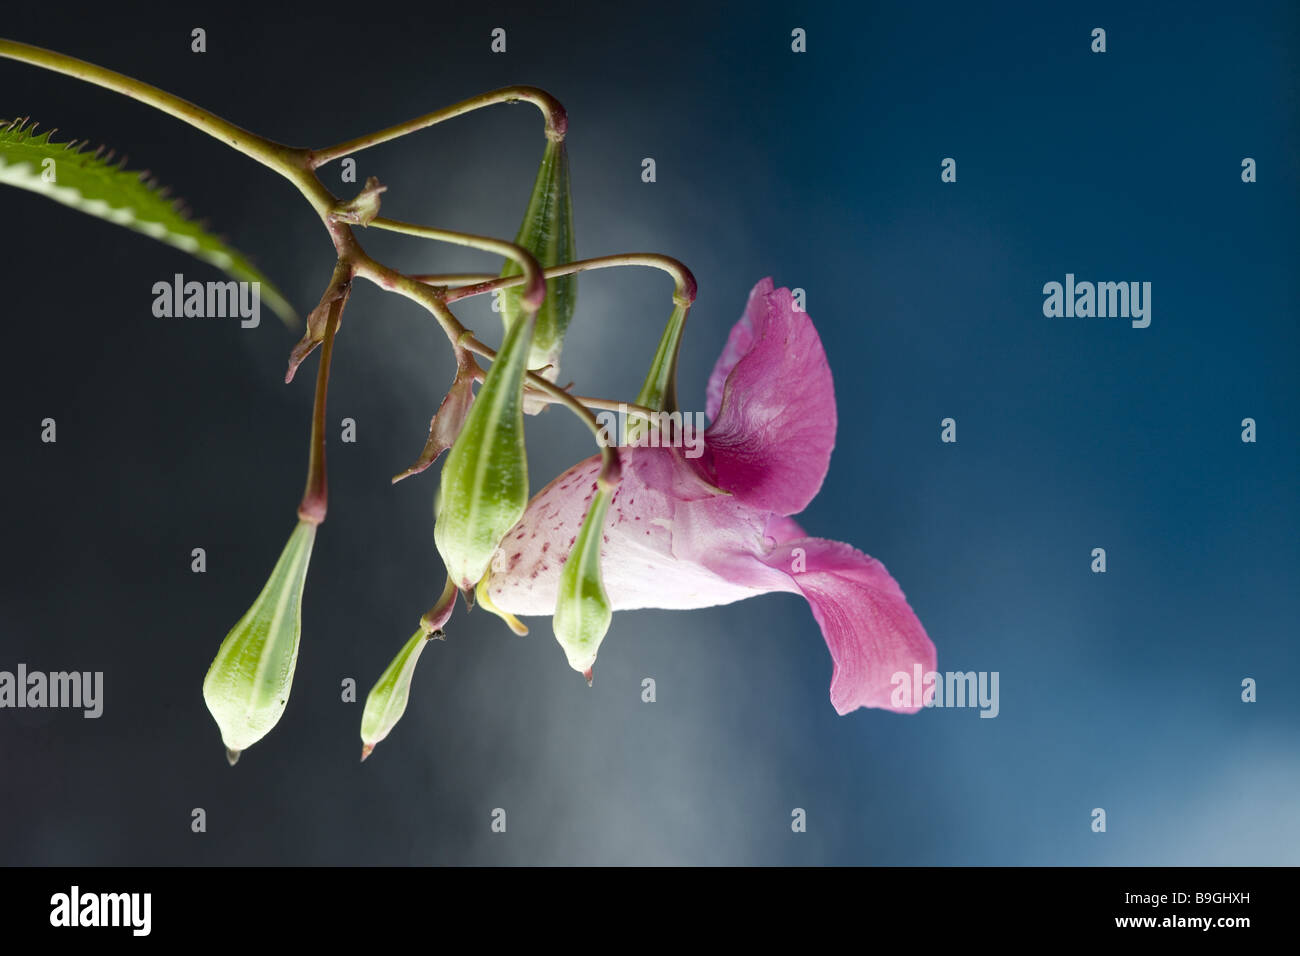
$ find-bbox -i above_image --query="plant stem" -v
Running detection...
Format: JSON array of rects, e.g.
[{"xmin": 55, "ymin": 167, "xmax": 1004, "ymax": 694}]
[
  {"xmin": 1, "ymin": 36, "xmax": 681, "ymax": 472},
  {"xmin": 410, "ymin": 273, "xmax": 498, "ymax": 288},
  {"xmin": 442, "ymin": 253, "xmax": 697, "ymax": 305},
  {"xmin": 298, "ymin": 296, "xmax": 344, "ymax": 524},
  {"xmin": 309, "ymin": 85, "xmax": 567, "ymax": 168},
  {"xmin": 369, "ymin": 217, "xmax": 545, "ymax": 310},
  {"xmin": 0, "ymin": 38, "xmax": 330, "ymax": 209},
  {"xmin": 354, "ymin": 261, "xmax": 659, "ymax": 423},
  {"xmin": 459, "ymin": 335, "xmax": 621, "ymax": 489}
]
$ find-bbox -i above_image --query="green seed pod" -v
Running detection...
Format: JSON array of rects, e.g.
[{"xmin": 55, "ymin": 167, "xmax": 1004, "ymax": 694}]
[
  {"xmin": 360, "ymin": 627, "xmax": 437, "ymax": 761},
  {"xmin": 359, "ymin": 577, "xmax": 457, "ymax": 760},
  {"xmin": 434, "ymin": 309, "xmax": 536, "ymax": 591},
  {"xmin": 499, "ymin": 138, "xmax": 576, "ymax": 386},
  {"xmin": 202, "ymin": 520, "xmax": 316, "ymax": 764},
  {"xmin": 626, "ymin": 298, "xmax": 690, "ymax": 445},
  {"xmin": 552, "ymin": 486, "xmax": 613, "ymax": 681}
]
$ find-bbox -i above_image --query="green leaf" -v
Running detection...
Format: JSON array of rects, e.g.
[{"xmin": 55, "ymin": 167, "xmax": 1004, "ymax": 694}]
[{"xmin": 0, "ymin": 118, "xmax": 295, "ymax": 325}]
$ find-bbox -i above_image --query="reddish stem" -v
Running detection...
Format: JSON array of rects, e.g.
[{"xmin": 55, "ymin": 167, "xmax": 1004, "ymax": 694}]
[{"xmin": 297, "ymin": 296, "xmax": 344, "ymax": 524}]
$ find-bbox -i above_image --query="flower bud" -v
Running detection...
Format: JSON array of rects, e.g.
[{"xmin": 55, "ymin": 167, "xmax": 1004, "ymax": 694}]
[
  {"xmin": 434, "ymin": 309, "xmax": 536, "ymax": 591},
  {"xmin": 552, "ymin": 486, "xmax": 613, "ymax": 681},
  {"xmin": 202, "ymin": 520, "xmax": 316, "ymax": 764},
  {"xmin": 499, "ymin": 139, "xmax": 575, "ymax": 391}
]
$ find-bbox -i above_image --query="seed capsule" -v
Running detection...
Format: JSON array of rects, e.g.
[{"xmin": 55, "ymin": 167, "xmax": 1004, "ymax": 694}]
[
  {"xmin": 552, "ymin": 486, "xmax": 613, "ymax": 679},
  {"xmin": 433, "ymin": 309, "xmax": 536, "ymax": 591},
  {"xmin": 627, "ymin": 298, "xmax": 690, "ymax": 445},
  {"xmin": 202, "ymin": 520, "xmax": 316, "ymax": 763},
  {"xmin": 499, "ymin": 138, "xmax": 576, "ymax": 390},
  {"xmin": 360, "ymin": 627, "xmax": 437, "ymax": 761}
]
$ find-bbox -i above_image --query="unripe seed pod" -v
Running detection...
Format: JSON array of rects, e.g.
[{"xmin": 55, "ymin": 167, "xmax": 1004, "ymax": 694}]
[
  {"xmin": 627, "ymin": 299, "xmax": 690, "ymax": 445},
  {"xmin": 552, "ymin": 486, "xmax": 613, "ymax": 681},
  {"xmin": 434, "ymin": 309, "xmax": 536, "ymax": 591},
  {"xmin": 360, "ymin": 627, "xmax": 436, "ymax": 762},
  {"xmin": 202, "ymin": 520, "xmax": 315, "ymax": 764},
  {"xmin": 499, "ymin": 138, "xmax": 576, "ymax": 393}
]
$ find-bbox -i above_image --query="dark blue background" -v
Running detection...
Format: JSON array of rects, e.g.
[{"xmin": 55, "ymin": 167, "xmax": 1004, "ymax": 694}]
[{"xmin": 0, "ymin": 0, "xmax": 1295, "ymax": 864}]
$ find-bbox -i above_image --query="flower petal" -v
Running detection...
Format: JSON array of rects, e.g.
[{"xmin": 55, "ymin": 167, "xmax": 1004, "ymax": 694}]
[
  {"xmin": 673, "ymin": 500, "xmax": 935, "ymax": 715},
  {"xmin": 704, "ymin": 279, "xmax": 836, "ymax": 515},
  {"xmin": 760, "ymin": 516, "xmax": 936, "ymax": 715},
  {"xmin": 491, "ymin": 452, "xmax": 933, "ymax": 717},
  {"xmin": 487, "ymin": 448, "xmax": 758, "ymax": 616},
  {"xmin": 705, "ymin": 278, "xmax": 769, "ymax": 420}
]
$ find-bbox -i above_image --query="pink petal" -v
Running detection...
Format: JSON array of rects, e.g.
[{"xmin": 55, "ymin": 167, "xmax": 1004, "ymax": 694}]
[
  {"xmin": 705, "ymin": 278, "xmax": 770, "ymax": 420},
  {"xmin": 493, "ymin": 463, "xmax": 934, "ymax": 716},
  {"xmin": 704, "ymin": 280, "xmax": 837, "ymax": 515},
  {"xmin": 761, "ymin": 517, "xmax": 936, "ymax": 715},
  {"xmin": 673, "ymin": 500, "xmax": 935, "ymax": 715},
  {"xmin": 486, "ymin": 448, "xmax": 764, "ymax": 616}
]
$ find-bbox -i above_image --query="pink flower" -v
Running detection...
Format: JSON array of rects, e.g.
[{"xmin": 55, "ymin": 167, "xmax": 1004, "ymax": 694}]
[{"xmin": 487, "ymin": 278, "xmax": 936, "ymax": 714}]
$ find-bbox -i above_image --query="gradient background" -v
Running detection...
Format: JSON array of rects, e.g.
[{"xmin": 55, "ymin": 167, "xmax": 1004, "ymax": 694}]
[{"xmin": 1, "ymin": 0, "xmax": 1296, "ymax": 865}]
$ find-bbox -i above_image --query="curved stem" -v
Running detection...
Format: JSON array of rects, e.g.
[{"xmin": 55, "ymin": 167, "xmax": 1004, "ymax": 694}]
[
  {"xmin": 309, "ymin": 85, "xmax": 567, "ymax": 168},
  {"xmin": 369, "ymin": 217, "xmax": 546, "ymax": 310},
  {"xmin": 442, "ymin": 253, "xmax": 697, "ymax": 305},
  {"xmin": 563, "ymin": 393, "xmax": 658, "ymax": 421},
  {"xmin": 351, "ymin": 257, "xmax": 465, "ymax": 342},
  {"xmin": 410, "ymin": 273, "xmax": 497, "ymax": 288},
  {"xmin": 460, "ymin": 334, "xmax": 621, "ymax": 488},
  {"xmin": 374, "ymin": 268, "xmax": 658, "ymax": 423},
  {"xmin": 1, "ymin": 36, "xmax": 673, "ymax": 482},
  {"xmin": 0, "ymin": 39, "xmax": 323, "ymax": 193}
]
